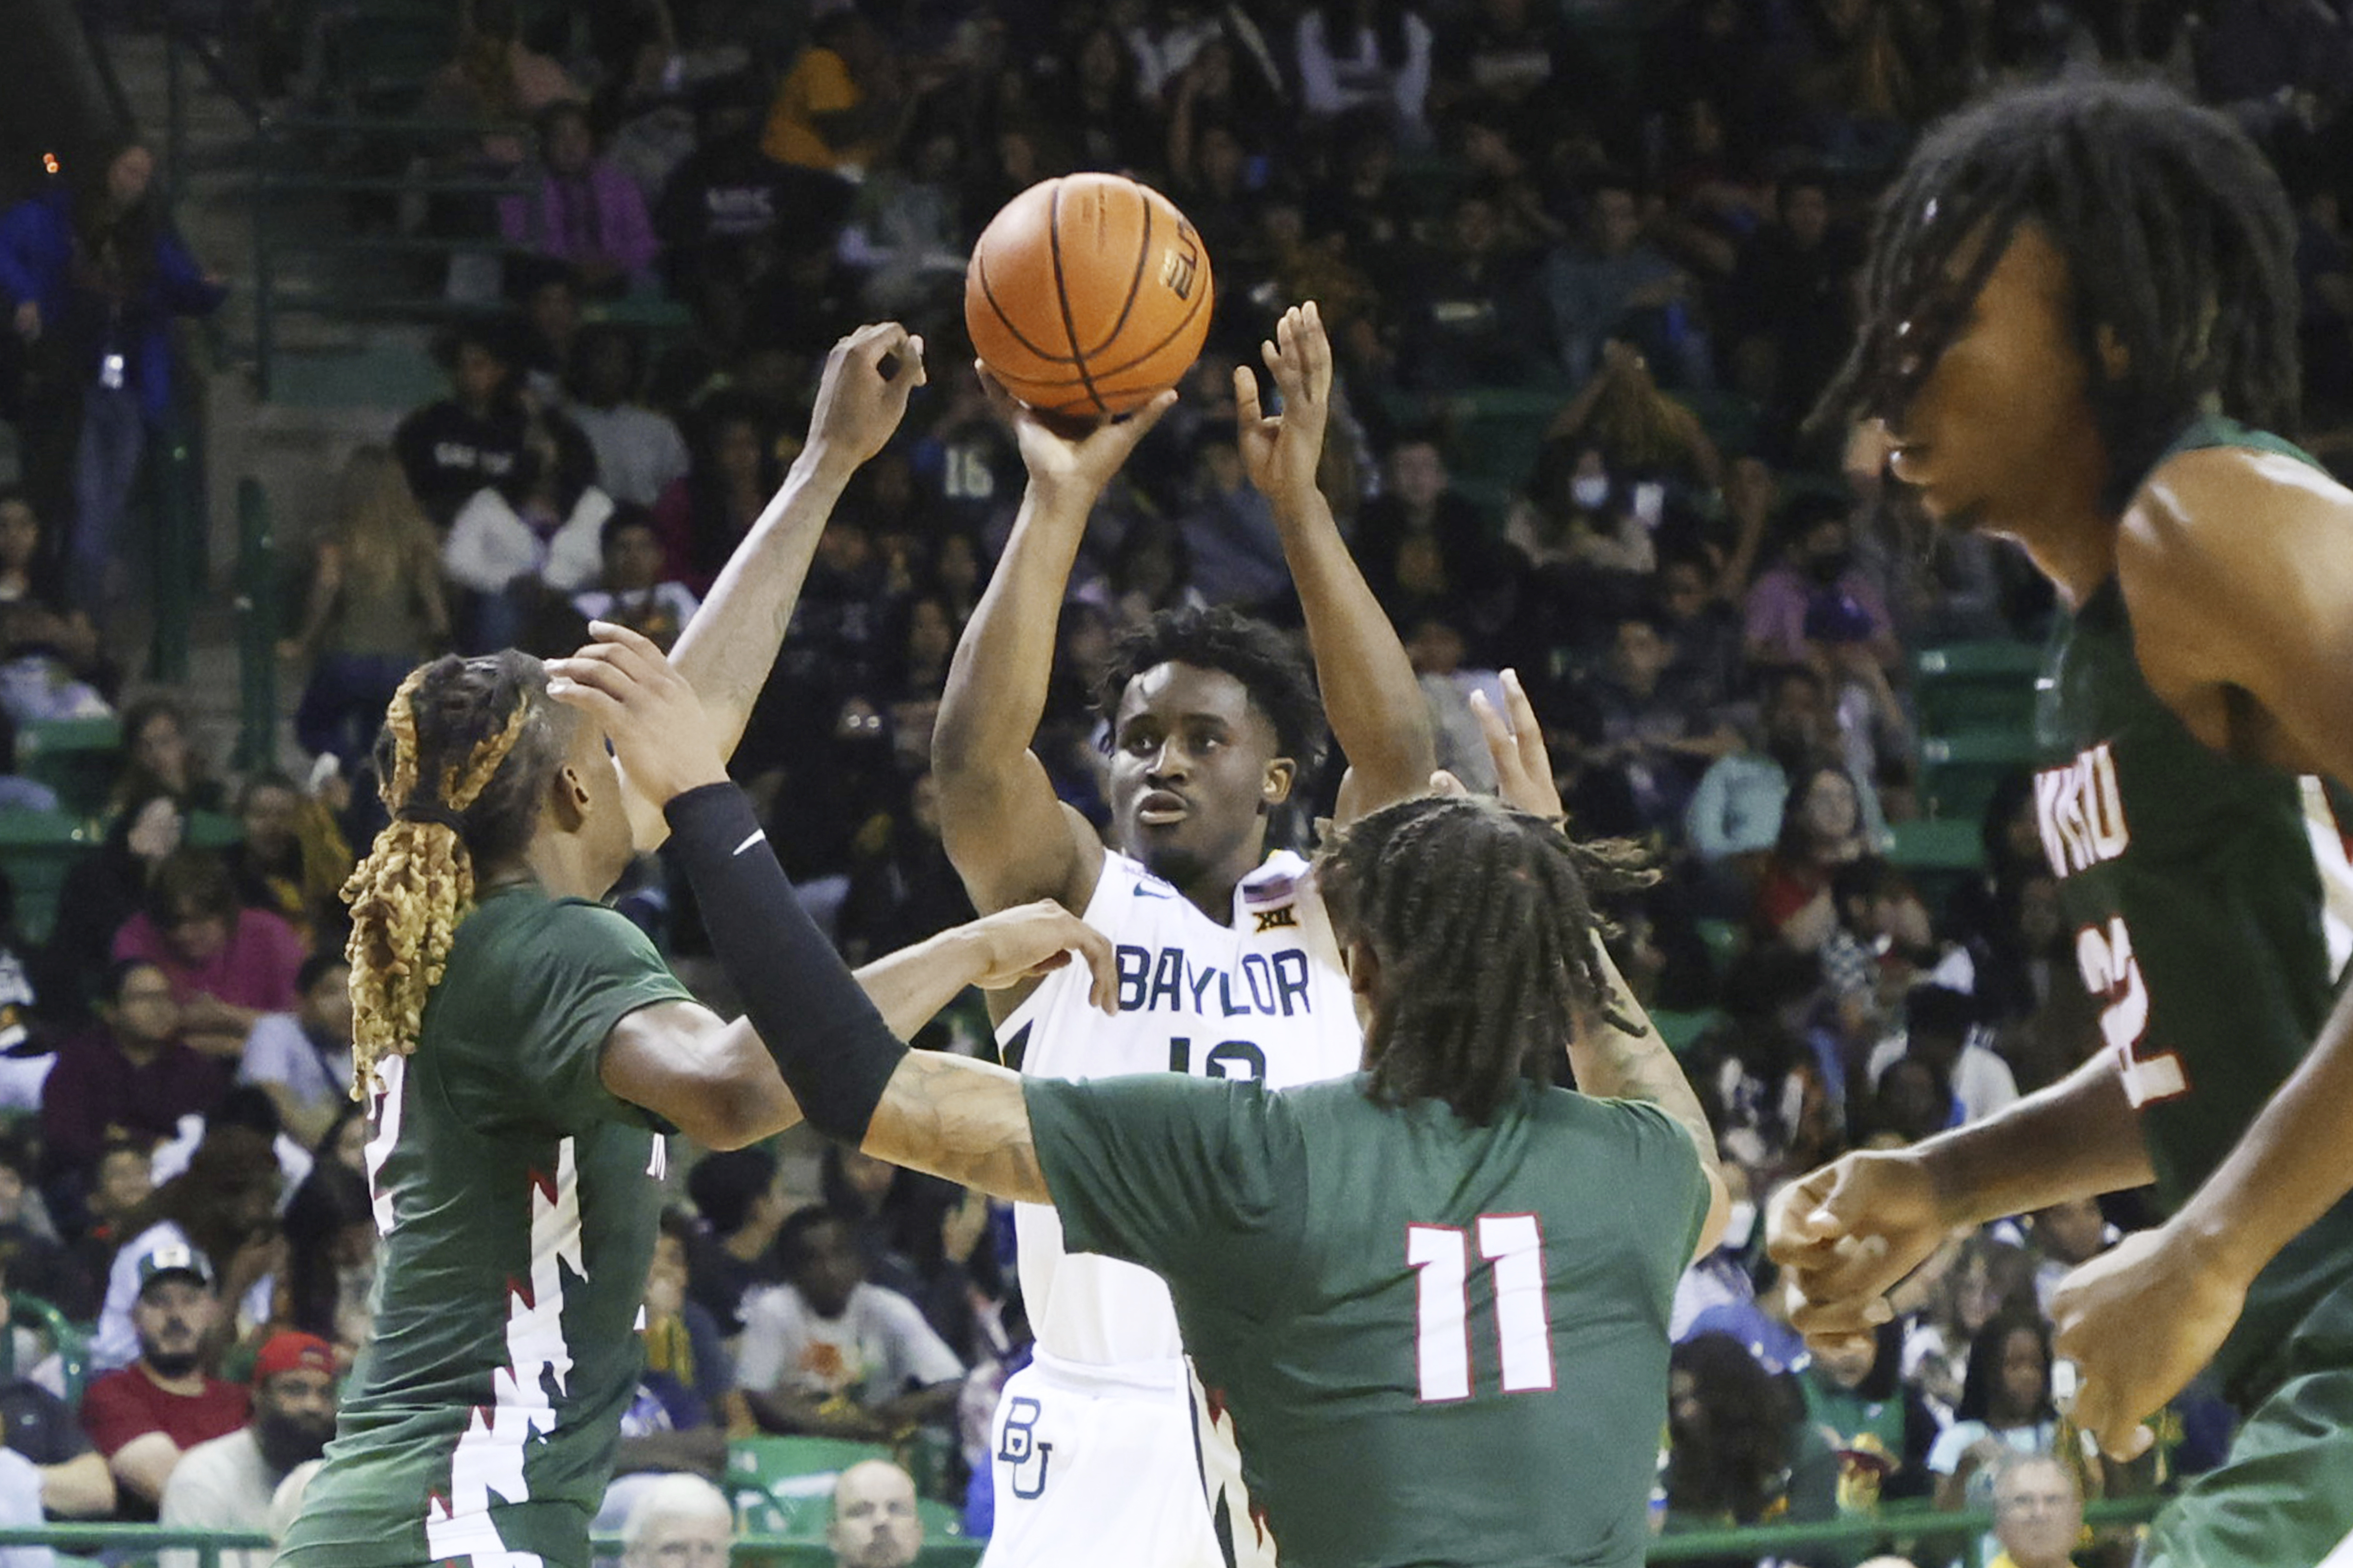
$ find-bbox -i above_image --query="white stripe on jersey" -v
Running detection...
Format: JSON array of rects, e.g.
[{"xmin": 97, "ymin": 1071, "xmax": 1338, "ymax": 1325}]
[
  {"xmin": 2300, "ymin": 777, "xmax": 2353, "ymax": 981},
  {"xmin": 999, "ymin": 849, "xmax": 1361, "ymax": 1367}
]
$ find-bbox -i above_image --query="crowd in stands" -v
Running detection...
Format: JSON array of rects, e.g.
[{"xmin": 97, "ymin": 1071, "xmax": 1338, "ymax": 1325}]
[{"xmin": 2, "ymin": 0, "xmax": 2353, "ymax": 1557}]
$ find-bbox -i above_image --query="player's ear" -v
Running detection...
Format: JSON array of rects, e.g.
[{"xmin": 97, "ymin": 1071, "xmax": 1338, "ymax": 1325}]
[
  {"xmin": 548, "ymin": 762, "xmax": 592, "ymax": 832},
  {"xmin": 2093, "ymin": 322, "xmax": 2129, "ymax": 383},
  {"xmin": 1259, "ymin": 758, "xmax": 1296, "ymax": 812}
]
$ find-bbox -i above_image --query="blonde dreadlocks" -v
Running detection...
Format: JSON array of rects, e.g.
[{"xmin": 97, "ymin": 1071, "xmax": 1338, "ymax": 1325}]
[{"xmin": 342, "ymin": 652, "xmax": 571, "ymax": 1095}]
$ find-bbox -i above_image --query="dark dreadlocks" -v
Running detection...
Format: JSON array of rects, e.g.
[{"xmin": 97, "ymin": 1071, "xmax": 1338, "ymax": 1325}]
[
  {"xmin": 1093, "ymin": 604, "xmax": 1326, "ymax": 769},
  {"xmin": 1823, "ymin": 74, "xmax": 2299, "ymax": 511},
  {"xmin": 1317, "ymin": 794, "xmax": 1654, "ymax": 1125}
]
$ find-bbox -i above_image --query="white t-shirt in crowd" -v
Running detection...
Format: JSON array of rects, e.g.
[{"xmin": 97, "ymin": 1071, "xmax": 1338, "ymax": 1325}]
[
  {"xmin": 159, "ymin": 1427, "xmax": 282, "ymax": 1568},
  {"xmin": 732, "ymin": 1281, "xmax": 962, "ymax": 1406}
]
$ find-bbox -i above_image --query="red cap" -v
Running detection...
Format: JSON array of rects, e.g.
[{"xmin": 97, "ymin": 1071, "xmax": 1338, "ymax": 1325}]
[{"xmin": 252, "ymin": 1331, "xmax": 335, "ymax": 1386}]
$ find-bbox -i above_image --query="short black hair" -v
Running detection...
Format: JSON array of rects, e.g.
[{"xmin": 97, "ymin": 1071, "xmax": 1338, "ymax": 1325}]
[
  {"xmin": 1823, "ymin": 74, "xmax": 2299, "ymax": 510},
  {"xmin": 102, "ymin": 957, "xmax": 169, "ymax": 1006},
  {"xmin": 296, "ymin": 951, "xmax": 350, "ymax": 995},
  {"xmin": 685, "ymin": 1146, "xmax": 777, "ymax": 1238},
  {"xmin": 599, "ymin": 502, "xmax": 659, "ymax": 556},
  {"xmin": 1093, "ymin": 606, "xmax": 1325, "ymax": 768}
]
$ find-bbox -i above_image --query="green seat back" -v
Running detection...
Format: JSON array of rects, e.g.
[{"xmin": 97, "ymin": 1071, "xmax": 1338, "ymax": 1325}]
[{"xmin": 0, "ymin": 811, "xmax": 95, "ymax": 944}]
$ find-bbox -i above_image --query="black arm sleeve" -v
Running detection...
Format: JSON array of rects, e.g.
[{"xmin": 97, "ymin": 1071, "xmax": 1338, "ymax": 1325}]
[{"xmin": 662, "ymin": 782, "xmax": 908, "ymax": 1143}]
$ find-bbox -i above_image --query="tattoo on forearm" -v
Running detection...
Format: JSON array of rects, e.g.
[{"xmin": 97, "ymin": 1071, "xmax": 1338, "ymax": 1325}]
[{"xmin": 869, "ymin": 1052, "xmax": 1052, "ymax": 1204}]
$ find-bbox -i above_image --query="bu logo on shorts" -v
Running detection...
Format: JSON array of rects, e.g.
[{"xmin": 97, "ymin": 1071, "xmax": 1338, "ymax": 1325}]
[{"xmin": 997, "ymin": 1396, "xmax": 1053, "ymax": 1499}]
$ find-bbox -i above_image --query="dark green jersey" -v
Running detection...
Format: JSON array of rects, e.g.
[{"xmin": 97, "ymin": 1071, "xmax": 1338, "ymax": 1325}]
[
  {"xmin": 2035, "ymin": 413, "xmax": 2353, "ymax": 1400},
  {"xmin": 1026, "ymin": 1072, "xmax": 1711, "ymax": 1568},
  {"xmin": 281, "ymin": 886, "xmax": 692, "ymax": 1568}
]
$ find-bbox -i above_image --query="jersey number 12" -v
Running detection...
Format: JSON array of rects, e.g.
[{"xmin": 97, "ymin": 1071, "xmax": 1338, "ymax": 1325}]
[{"xmin": 1407, "ymin": 1217, "xmax": 1555, "ymax": 1403}]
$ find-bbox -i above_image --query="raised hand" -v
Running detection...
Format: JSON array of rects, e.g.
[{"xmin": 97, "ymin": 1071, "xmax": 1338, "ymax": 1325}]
[
  {"xmin": 546, "ymin": 620, "xmax": 730, "ymax": 806},
  {"xmin": 1234, "ymin": 301, "xmax": 1332, "ymax": 512},
  {"xmin": 1467, "ymin": 668, "xmax": 1564, "ymax": 822},
  {"xmin": 979, "ymin": 363, "xmax": 1177, "ymax": 510},
  {"xmin": 957, "ymin": 899, "xmax": 1120, "ymax": 1014},
  {"xmin": 804, "ymin": 323, "xmax": 928, "ymax": 484},
  {"xmin": 1764, "ymin": 1148, "xmax": 1956, "ymax": 1356}
]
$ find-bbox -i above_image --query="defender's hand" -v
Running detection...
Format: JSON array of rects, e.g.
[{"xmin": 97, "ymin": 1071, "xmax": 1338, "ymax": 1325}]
[
  {"xmin": 1235, "ymin": 301, "xmax": 1332, "ymax": 510},
  {"xmin": 2051, "ymin": 1222, "xmax": 2239, "ymax": 1462},
  {"xmin": 1468, "ymin": 669, "xmax": 1564, "ymax": 821},
  {"xmin": 957, "ymin": 900, "xmax": 1119, "ymax": 1014},
  {"xmin": 803, "ymin": 323, "xmax": 928, "ymax": 483},
  {"xmin": 547, "ymin": 621, "xmax": 730, "ymax": 805},
  {"xmin": 1765, "ymin": 1148, "xmax": 1955, "ymax": 1355}
]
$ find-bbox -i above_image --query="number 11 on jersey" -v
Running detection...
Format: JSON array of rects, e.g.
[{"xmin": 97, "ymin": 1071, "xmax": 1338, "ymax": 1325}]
[{"xmin": 1407, "ymin": 1216, "xmax": 1555, "ymax": 1403}]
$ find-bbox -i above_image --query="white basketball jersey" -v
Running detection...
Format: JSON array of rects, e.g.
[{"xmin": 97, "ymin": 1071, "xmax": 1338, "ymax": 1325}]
[{"xmin": 999, "ymin": 849, "xmax": 1361, "ymax": 1366}]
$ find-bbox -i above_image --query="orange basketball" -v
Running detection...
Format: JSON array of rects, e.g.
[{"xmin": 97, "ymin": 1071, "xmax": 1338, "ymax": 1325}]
[{"xmin": 965, "ymin": 173, "xmax": 1214, "ymax": 419}]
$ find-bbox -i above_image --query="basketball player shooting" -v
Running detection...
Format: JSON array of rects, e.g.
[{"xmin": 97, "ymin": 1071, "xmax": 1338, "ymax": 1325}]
[
  {"xmin": 930, "ymin": 300, "xmax": 1436, "ymax": 1568},
  {"xmin": 555, "ymin": 616, "xmax": 1730, "ymax": 1568},
  {"xmin": 1760, "ymin": 77, "xmax": 2353, "ymax": 1566}
]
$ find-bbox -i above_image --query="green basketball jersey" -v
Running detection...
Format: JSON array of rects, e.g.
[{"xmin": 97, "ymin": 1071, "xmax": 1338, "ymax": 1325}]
[
  {"xmin": 280, "ymin": 885, "xmax": 693, "ymax": 1568},
  {"xmin": 1026, "ymin": 1071, "xmax": 1712, "ymax": 1568},
  {"xmin": 2034, "ymin": 412, "xmax": 2353, "ymax": 1400}
]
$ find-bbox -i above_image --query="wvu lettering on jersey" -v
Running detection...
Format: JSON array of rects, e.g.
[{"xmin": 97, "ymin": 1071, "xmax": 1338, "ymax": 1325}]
[{"xmin": 2036, "ymin": 742, "xmax": 2131, "ymax": 876}]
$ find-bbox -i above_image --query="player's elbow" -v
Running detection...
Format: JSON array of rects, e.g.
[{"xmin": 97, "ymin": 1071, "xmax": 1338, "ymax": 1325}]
[{"xmin": 1690, "ymin": 1165, "xmax": 1735, "ymax": 1263}]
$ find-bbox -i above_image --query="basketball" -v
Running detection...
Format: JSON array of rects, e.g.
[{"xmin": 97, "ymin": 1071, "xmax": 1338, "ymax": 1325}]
[{"xmin": 965, "ymin": 173, "xmax": 1214, "ymax": 420}]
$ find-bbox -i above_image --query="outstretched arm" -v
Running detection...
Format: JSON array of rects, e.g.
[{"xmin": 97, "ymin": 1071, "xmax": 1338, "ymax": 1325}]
[
  {"xmin": 1239, "ymin": 303, "xmax": 1434, "ymax": 823},
  {"xmin": 932, "ymin": 377, "xmax": 1174, "ymax": 917},
  {"xmin": 1465, "ymin": 668, "xmax": 1729, "ymax": 1259},
  {"xmin": 617, "ymin": 324, "xmax": 927, "ymax": 848}
]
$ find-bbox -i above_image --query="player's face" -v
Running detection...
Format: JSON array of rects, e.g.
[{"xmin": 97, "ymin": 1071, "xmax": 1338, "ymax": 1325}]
[
  {"xmin": 1109, "ymin": 663, "xmax": 1292, "ymax": 894},
  {"xmin": 1882, "ymin": 225, "xmax": 2106, "ymax": 539}
]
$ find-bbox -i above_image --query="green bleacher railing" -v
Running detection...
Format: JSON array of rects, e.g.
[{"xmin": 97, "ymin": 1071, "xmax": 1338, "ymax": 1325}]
[{"xmin": 0, "ymin": 1495, "xmax": 2168, "ymax": 1567}]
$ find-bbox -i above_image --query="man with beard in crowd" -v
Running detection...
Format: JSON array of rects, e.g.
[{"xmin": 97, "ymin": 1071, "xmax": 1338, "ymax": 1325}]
[{"xmin": 159, "ymin": 1332, "xmax": 338, "ymax": 1568}]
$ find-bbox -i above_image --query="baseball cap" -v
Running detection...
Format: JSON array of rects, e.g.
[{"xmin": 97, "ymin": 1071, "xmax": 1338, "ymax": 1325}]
[
  {"xmin": 134, "ymin": 1242, "xmax": 214, "ymax": 1296},
  {"xmin": 252, "ymin": 1331, "xmax": 335, "ymax": 1386}
]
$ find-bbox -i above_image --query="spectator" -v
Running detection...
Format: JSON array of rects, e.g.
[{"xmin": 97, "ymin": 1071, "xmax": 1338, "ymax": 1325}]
[
  {"xmin": 1659, "ymin": 1332, "xmax": 1834, "ymax": 1548},
  {"xmin": 654, "ymin": 73, "xmax": 789, "ymax": 296},
  {"xmin": 1352, "ymin": 433, "xmax": 1511, "ymax": 657},
  {"xmin": 65, "ymin": 1140, "xmax": 152, "ymax": 1311},
  {"xmin": 1796, "ymin": 1319, "xmax": 1938, "ymax": 1514},
  {"xmin": 93, "ymin": 1127, "xmax": 280, "ymax": 1376},
  {"xmin": 1686, "ymin": 667, "xmax": 1886, "ymax": 888},
  {"xmin": 499, "ymin": 102, "xmax": 660, "ymax": 298},
  {"xmin": 112, "ymin": 698, "xmax": 222, "ymax": 815},
  {"xmin": 1563, "ymin": 610, "xmax": 1739, "ymax": 837},
  {"xmin": 0, "ymin": 489, "xmax": 111, "ymax": 721},
  {"xmin": 1655, "ymin": 550, "xmax": 1744, "ymax": 712},
  {"xmin": 79, "ymin": 1242, "xmax": 250, "ymax": 1517},
  {"xmin": 837, "ymin": 773, "xmax": 978, "ymax": 973},
  {"xmin": 1900, "ymin": 1234, "xmax": 2039, "ymax": 1428},
  {"xmin": 653, "ymin": 396, "xmax": 780, "ymax": 598},
  {"xmin": 1295, "ymin": 1, "xmax": 1436, "ymax": 144},
  {"xmin": 391, "ymin": 322, "xmax": 529, "ymax": 531},
  {"xmin": 1544, "ymin": 174, "xmax": 1696, "ymax": 388},
  {"xmin": 1743, "ymin": 497, "xmax": 1897, "ymax": 676},
  {"xmin": 274, "ymin": 1160, "xmax": 373, "ymax": 1359},
  {"xmin": 39, "ymin": 959, "xmax": 224, "ymax": 1188},
  {"xmin": 1723, "ymin": 171, "xmax": 1863, "ymax": 456},
  {"xmin": 111, "ymin": 851, "xmax": 303, "ymax": 1060},
  {"xmin": 828, "ymin": 1458, "xmax": 924, "ymax": 1568},
  {"xmin": 0, "ymin": 873, "xmax": 46, "ymax": 1114},
  {"xmin": 1988, "ymin": 1452, "xmax": 2086, "ymax": 1568},
  {"xmin": 0, "ymin": 137, "xmax": 226, "ymax": 618},
  {"xmin": 683, "ymin": 1145, "xmax": 789, "ymax": 1335},
  {"xmin": 419, "ymin": 0, "xmax": 581, "ymax": 172},
  {"xmin": 1504, "ymin": 437, "xmax": 1656, "ymax": 590},
  {"xmin": 842, "ymin": 124, "xmax": 969, "ymax": 322},
  {"xmin": 1049, "ymin": 26, "xmax": 1163, "ymax": 174},
  {"xmin": 236, "ymin": 955, "xmax": 352, "ymax": 1151},
  {"xmin": 618, "ymin": 1474, "xmax": 734, "ymax": 1568},
  {"xmin": 1178, "ymin": 431, "xmax": 1289, "ymax": 615},
  {"xmin": 221, "ymin": 775, "xmax": 351, "ymax": 958},
  {"xmin": 512, "ymin": 264, "xmax": 583, "ymax": 403},
  {"xmin": 1865, "ymin": 984, "xmax": 2020, "ymax": 1131},
  {"xmin": 1929, "ymin": 1311, "xmax": 2060, "ymax": 1513},
  {"xmin": 761, "ymin": 13, "xmax": 904, "ymax": 238},
  {"xmin": 570, "ymin": 506, "xmax": 700, "ymax": 653},
  {"xmin": 0, "ymin": 1137, "xmax": 90, "ymax": 1320},
  {"xmin": 158, "ymin": 1331, "xmax": 338, "ymax": 1568},
  {"xmin": 2022, "ymin": 1197, "xmax": 2118, "ymax": 1318},
  {"xmin": 624, "ymin": 1214, "xmax": 732, "ymax": 1453},
  {"xmin": 0, "ymin": 1253, "xmax": 112, "ymax": 1520},
  {"xmin": 442, "ymin": 405, "xmax": 611, "ymax": 653},
  {"xmin": 1754, "ymin": 763, "xmax": 1874, "ymax": 952},
  {"xmin": 283, "ymin": 446, "xmax": 447, "ymax": 772},
  {"xmin": 562, "ymin": 326, "xmax": 688, "ymax": 509},
  {"xmin": 1399, "ymin": 188, "xmax": 1553, "ymax": 391},
  {"xmin": 735, "ymin": 1209, "xmax": 963, "ymax": 1442}
]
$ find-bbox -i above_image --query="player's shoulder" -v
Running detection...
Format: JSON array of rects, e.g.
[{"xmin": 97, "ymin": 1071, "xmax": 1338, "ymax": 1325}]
[{"xmin": 2125, "ymin": 441, "xmax": 2353, "ymax": 579}]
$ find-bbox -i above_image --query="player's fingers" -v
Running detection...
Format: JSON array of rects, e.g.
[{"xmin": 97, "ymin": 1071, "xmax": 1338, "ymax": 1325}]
[
  {"xmin": 1300, "ymin": 300, "xmax": 1332, "ymax": 398},
  {"xmin": 1763, "ymin": 1163, "xmax": 1850, "ymax": 1257},
  {"xmin": 543, "ymin": 663, "xmax": 630, "ymax": 716},
  {"xmin": 1098, "ymin": 389, "xmax": 1178, "ymax": 450},
  {"xmin": 1499, "ymin": 668, "xmax": 1549, "ymax": 781},
  {"xmin": 1233, "ymin": 364, "xmax": 1263, "ymax": 428},
  {"xmin": 2069, "ymin": 1376, "xmax": 2155, "ymax": 1463},
  {"xmin": 1074, "ymin": 921, "xmax": 1120, "ymax": 1013},
  {"xmin": 974, "ymin": 361, "xmax": 1020, "ymax": 424},
  {"xmin": 1785, "ymin": 1289, "xmax": 1896, "ymax": 1341},
  {"xmin": 582, "ymin": 621, "xmax": 678, "ymax": 688},
  {"xmin": 1466, "ymin": 690, "xmax": 1523, "ymax": 790},
  {"xmin": 903, "ymin": 333, "xmax": 927, "ymax": 386},
  {"xmin": 839, "ymin": 320, "xmax": 912, "ymax": 365},
  {"xmin": 1427, "ymin": 769, "xmax": 1470, "ymax": 798},
  {"xmin": 1270, "ymin": 312, "xmax": 1306, "ymax": 398}
]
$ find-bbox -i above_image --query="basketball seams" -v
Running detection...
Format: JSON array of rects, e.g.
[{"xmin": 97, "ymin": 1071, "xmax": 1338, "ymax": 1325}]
[
  {"xmin": 1043, "ymin": 181, "xmax": 1111, "ymax": 415},
  {"xmin": 975, "ymin": 261, "xmax": 1081, "ymax": 368},
  {"xmin": 1081, "ymin": 184, "xmax": 1156, "ymax": 361}
]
